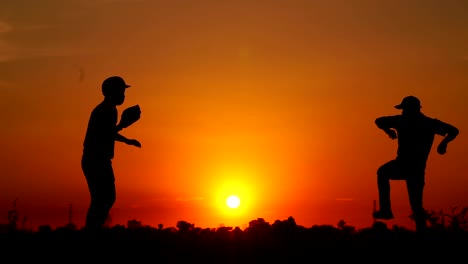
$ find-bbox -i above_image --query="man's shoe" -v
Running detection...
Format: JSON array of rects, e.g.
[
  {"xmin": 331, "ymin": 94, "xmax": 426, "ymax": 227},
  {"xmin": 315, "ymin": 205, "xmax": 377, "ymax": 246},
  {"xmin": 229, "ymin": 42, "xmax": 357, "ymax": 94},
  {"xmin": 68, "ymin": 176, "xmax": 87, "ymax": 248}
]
[{"xmin": 373, "ymin": 210, "xmax": 394, "ymax": 220}]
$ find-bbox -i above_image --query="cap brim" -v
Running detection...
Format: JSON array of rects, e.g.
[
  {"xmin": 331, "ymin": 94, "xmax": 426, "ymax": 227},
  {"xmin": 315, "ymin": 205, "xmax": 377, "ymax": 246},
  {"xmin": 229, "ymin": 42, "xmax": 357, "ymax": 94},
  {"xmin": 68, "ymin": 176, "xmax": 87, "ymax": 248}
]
[
  {"xmin": 394, "ymin": 104, "xmax": 403, "ymax": 109},
  {"xmin": 125, "ymin": 85, "xmax": 131, "ymax": 88}
]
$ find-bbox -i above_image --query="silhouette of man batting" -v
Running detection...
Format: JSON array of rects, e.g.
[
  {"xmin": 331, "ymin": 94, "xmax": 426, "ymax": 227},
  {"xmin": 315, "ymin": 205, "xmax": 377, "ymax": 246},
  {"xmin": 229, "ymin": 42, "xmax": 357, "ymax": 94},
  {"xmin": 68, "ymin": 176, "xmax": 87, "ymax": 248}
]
[
  {"xmin": 373, "ymin": 95, "xmax": 459, "ymax": 232},
  {"xmin": 82, "ymin": 76, "xmax": 141, "ymax": 231}
]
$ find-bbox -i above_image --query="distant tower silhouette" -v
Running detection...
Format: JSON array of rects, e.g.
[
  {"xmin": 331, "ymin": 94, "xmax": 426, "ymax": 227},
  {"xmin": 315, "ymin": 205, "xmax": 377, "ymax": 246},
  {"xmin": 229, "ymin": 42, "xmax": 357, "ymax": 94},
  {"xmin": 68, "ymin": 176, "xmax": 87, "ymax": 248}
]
[
  {"xmin": 69, "ymin": 203, "xmax": 73, "ymax": 225},
  {"xmin": 21, "ymin": 216, "xmax": 27, "ymax": 229},
  {"xmin": 64, "ymin": 203, "xmax": 77, "ymax": 230},
  {"xmin": 372, "ymin": 200, "xmax": 377, "ymax": 225},
  {"xmin": 7, "ymin": 198, "xmax": 19, "ymax": 229},
  {"xmin": 104, "ymin": 213, "xmax": 112, "ymax": 228}
]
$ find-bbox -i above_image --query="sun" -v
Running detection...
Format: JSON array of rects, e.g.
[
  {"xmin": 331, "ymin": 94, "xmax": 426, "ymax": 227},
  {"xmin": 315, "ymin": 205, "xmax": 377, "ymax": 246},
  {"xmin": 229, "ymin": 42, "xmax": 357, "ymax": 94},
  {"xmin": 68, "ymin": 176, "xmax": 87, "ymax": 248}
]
[
  {"xmin": 212, "ymin": 173, "xmax": 253, "ymax": 216},
  {"xmin": 226, "ymin": 195, "xmax": 241, "ymax": 209}
]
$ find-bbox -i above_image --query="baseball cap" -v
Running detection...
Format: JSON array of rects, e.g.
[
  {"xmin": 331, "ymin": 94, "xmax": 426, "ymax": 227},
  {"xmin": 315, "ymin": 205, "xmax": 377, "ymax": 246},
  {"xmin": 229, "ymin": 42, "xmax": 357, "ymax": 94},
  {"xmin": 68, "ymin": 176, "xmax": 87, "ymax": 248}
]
[
  {"xmin": 102, "ymin": 76, "xmax": 131, "ymax": 96},
  {"xmin": 394, "ymin": 95, "xmax": 421, "ymax": 109}
]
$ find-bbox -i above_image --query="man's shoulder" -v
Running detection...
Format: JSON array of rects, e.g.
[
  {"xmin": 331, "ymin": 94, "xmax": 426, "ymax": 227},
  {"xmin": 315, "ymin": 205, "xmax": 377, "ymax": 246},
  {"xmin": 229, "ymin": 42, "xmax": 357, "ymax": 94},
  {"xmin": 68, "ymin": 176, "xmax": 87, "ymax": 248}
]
[
  {"xmin": 420, "ymin": 113, "xmax": 444, "ymax": 124},
  {"xmin": 419, "ymin": 114, "xmax": 454, "ymax": 132},
  {"xmin": 377, "ymin": 115, "xmax": 402, "ymax": 120},
  {"xmin": 92, "ymin": 102, "xmax": 117, "ymax": 114}
]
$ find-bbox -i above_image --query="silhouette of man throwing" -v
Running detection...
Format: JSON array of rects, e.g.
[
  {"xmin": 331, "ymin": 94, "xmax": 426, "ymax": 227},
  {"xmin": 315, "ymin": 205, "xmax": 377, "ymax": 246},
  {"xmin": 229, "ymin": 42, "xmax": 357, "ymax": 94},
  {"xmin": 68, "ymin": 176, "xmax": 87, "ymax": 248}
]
[
  {"xmin": 373, "ymin": 95, "xmax": 459, "ymax": 232},
  {"xmin": 81, "ymin": 76, "xmax": 141, "ymax": 231}
]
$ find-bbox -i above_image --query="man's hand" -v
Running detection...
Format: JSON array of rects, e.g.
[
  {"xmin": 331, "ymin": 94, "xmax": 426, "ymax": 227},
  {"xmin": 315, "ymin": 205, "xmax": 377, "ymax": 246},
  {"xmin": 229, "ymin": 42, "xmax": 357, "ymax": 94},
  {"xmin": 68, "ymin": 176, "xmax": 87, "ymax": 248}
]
[
  {"xmin": 119, "ymin": 105, "xmax": 141, "ymax": 129},
  {"xmin": 126, "ymin": 139, "xmax": 142, "ymax": 148},
  {"xmin": 437, "ymin": 142, "xmax": 447, "ymax": 155},
  {"xmin": 385, "ymin": 129, "xmax": 397, "ymax": 140}
]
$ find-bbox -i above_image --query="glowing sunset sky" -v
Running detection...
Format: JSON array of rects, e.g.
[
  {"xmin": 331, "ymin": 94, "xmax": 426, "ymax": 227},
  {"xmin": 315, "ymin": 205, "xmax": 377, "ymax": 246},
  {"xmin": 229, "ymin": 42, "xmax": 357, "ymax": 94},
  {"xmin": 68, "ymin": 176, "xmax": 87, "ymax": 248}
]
[{"xmin": 0, "ymin": 0, "xmax": 467, "ymax": 231}]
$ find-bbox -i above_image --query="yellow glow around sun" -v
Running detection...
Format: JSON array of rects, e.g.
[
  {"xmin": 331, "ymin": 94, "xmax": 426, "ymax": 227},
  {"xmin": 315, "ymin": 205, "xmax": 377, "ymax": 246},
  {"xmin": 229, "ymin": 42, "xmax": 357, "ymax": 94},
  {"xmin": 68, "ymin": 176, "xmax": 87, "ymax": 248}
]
[
  {"xmin": 226, "ymin": 195, "xmax": 240, "ymax": 208},
  {"xmin": 213, "ymin": 174, "xmax": 254, "ymax": 216}
]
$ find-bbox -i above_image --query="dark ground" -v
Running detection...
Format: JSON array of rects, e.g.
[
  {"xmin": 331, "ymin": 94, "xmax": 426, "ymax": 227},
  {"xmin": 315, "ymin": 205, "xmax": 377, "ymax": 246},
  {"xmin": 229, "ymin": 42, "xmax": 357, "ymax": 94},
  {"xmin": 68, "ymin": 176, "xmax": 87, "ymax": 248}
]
[{"xmin": 2, "ymin": 221, "xmax": 466, "ymax": 263}]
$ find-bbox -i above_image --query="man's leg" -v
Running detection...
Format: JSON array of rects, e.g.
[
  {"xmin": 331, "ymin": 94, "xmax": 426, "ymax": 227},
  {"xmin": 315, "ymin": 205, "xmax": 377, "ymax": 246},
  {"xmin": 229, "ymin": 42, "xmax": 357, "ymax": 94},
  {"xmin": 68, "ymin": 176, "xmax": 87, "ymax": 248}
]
[
  {"xmin": 374, "ymin": 159, "xmax": 403, "ymax": 219},
  {"xmin": 82, "ymin": 159, "xmax": 116, "ymax": 230},
  {"xmin": 406, "ymin": 173, "xmax": 426, "ymax": 233},
  {"xmin": 86, "ymin": 180, "xmax": 116, "ymax": 229}
]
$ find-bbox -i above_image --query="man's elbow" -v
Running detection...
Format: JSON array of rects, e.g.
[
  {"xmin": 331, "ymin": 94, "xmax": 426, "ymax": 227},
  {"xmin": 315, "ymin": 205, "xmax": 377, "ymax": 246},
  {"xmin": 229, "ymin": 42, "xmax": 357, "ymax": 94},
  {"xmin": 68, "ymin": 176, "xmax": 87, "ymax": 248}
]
[
  {"xmin": 445, "ymin": 126, "xmax": 460, "ymax": 138},
  {"xmin": 375, "ymin": 118, "xmax": 384, "ymax": 128}
]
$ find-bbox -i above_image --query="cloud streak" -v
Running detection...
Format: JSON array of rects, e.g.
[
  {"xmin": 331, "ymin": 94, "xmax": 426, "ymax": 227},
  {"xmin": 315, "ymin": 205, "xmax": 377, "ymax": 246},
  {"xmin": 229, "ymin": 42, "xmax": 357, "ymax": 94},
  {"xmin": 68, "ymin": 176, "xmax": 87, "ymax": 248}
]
[
  {"xmin": 0, "ymin": 20, "xmax": 15, "ymax": 62},
  {"xmin": 0, "ymin": 18, "xmax": 86, "ymax": 63},
  {"xmin": 176, "ymin": 197, "xmax": 206, "ymax": 202},
  {"xmin": 0, "ymin": 79, "xmax": 11, "ymax": 88},
  {"xmin": 335, "ymin": 198, "xmax": 353, "ymax": 201},
  {"xmin": 0, "ymin": 20, "xmax": 12, "ymax": 33}
]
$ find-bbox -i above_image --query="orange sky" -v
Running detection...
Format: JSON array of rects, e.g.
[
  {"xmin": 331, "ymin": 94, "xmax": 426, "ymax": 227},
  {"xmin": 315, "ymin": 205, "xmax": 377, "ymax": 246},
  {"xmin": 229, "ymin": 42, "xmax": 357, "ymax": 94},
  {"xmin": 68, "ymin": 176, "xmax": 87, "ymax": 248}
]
[{"xmin": 0, "ymin": 0, "xmax": 467, "ymax": 231}]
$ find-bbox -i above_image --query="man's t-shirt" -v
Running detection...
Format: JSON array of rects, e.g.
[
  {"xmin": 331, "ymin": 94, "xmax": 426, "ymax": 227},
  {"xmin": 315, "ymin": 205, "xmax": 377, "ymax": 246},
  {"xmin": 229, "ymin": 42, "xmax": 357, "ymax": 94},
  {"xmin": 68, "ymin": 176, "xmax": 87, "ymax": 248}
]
[
  {"xmin": 376, "ymin": 113, "xmax": 452, "ymax": 165},
  {"xmin": 83, "ymin": 101, "xmax": 118, "ymax": 160}
]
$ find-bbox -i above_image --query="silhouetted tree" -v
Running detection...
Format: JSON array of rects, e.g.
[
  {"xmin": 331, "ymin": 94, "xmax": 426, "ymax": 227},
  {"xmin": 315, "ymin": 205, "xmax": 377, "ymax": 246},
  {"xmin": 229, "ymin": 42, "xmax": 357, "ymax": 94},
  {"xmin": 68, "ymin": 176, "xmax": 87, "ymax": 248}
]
[
  {"xmin": 336, "ymin": 219, "xmax": 356, "ymax": 235},
  {"xmin": 38, "ymin": 225, "xmax": 52, "ymax": 233},
  {"xmin": 337, "ymin": 219, "xmax": 346, "ymax": 229},
  {"xmin": 176, "ymin": 220, "xmax": 194, "ymax": 232},
  {"xmin": 127, "ymin": 219, "xmax": 143, "ymax": 229},
  {"xmin": 246, "ymin": 218, "xmax": 272, "ymax": 241}
]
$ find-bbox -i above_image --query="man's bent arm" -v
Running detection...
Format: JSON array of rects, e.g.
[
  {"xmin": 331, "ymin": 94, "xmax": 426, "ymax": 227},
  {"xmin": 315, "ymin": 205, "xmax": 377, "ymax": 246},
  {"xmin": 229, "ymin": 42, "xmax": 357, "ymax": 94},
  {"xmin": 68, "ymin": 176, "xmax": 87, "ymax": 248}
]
[
  {"xmin": 116, "ymin": 133, "xmax": 130, "ymax": 144},
  {"xmin": 116, "ymin": 123, "xmax": 124, "ymax": 133},
  {"xmin": 375, "ymin": 116, "xmax": 395, "ymax": 132},
  {"xmin": 440, "ymin": 124, "xmax": 459, "ymax": 145},
  {"xmin": 116, "ymin": 132, "xmax": 141, "ymax": 148}
]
